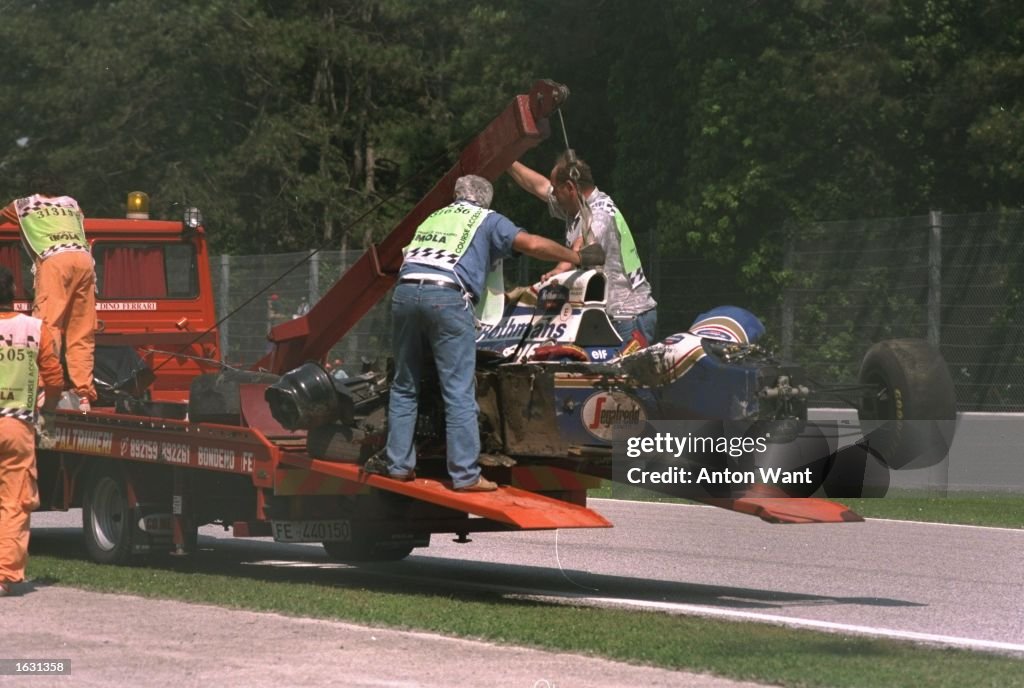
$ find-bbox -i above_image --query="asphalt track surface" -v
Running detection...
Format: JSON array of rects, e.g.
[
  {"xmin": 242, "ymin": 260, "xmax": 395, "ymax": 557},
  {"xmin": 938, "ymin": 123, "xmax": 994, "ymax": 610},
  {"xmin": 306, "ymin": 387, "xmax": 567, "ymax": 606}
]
[
  {"xmin": 9, "ymin": 498, "xmax": 1023, "ymax": 685},
  {"xmin": 1, "ymin": 588, "xmax": 756, "ymax": 688}
]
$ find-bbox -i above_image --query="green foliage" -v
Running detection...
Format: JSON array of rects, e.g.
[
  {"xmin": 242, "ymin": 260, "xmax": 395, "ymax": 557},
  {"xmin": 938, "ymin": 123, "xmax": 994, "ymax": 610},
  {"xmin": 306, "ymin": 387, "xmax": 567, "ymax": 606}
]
[
  {"xmin": 0, "ymin": 1, "xmax": 532, "ymax": 253},
  {"xmin": 2, "ymin": 0, "xmax": 1023, "ymax": 267}
]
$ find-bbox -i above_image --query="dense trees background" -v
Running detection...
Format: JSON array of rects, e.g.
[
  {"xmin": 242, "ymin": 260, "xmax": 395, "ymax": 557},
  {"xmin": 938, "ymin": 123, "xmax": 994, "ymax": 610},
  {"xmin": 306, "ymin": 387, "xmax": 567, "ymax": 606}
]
[{"xmin": 2, "ymin": 0, "xmax": 1022, "ymax": 276}]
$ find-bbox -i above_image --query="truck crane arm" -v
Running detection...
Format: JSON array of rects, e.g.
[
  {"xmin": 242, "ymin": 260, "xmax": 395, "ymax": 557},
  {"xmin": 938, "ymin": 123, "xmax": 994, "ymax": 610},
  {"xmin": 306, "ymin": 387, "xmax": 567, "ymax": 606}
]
[{"xmin": 256, "ymin": 80, "xmax": 570, "ymax": 375}]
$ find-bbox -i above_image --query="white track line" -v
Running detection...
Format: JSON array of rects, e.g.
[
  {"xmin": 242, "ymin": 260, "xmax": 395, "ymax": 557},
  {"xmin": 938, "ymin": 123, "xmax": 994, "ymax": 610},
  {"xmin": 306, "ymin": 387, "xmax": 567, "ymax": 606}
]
[
  {"xmin": 242, "ymin": 556, "xmax": 1024, "ymax": 655},
  {"xmin": 581, "ymin": 596, "xmax": 1024, "ymax": 655},
  {"xmin": 590, "ymin": 498, "xmax": 1024, "ymax": 531},
  {"xmin": 864, "ymin": 517, "xmax": 1024, "ymax": 532}
]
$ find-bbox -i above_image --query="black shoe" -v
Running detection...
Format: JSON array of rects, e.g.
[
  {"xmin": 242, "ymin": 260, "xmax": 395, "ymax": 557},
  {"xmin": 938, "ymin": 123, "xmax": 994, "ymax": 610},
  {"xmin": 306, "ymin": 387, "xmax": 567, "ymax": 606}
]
[
  {"xmin": 362, "ymin": 455, "xmax": 390, "ymax": 476},
  {"xmin": 362, "ymin": 456, "xmax": 415, "ymax": 482}
]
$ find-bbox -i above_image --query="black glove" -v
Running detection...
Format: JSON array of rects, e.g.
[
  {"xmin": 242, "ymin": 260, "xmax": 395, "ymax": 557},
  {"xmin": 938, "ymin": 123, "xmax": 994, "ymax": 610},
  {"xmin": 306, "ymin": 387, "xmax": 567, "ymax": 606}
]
[{"xmin": 578, "ymin": 243, "xmax": 606, "ymax": 269}]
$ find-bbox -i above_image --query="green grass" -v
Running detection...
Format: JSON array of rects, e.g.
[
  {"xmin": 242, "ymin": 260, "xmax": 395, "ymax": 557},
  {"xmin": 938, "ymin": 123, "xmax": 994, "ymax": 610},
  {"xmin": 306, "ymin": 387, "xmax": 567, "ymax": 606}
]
[
  {"xmin": 830, "ymin": 491, "xmax": 1024, "ymax": 528},
  {"xmin": 27, "ymin": 552, "xmax": 1024, "ymax": 688},
  {"xmin": 27, "ymin": 481, "xmax": 1022, "ymax": 684},
  {"xmin": 593, "ymin": 482, "xmax": 1024, "ymax": 529}
]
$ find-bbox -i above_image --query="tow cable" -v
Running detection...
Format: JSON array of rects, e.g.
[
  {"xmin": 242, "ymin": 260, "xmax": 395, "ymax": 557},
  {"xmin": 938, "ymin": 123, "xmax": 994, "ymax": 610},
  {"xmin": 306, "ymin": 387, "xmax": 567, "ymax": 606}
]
[{"xmin": 555, "ymin": 109, "xmax": 594, "ymax": 247}]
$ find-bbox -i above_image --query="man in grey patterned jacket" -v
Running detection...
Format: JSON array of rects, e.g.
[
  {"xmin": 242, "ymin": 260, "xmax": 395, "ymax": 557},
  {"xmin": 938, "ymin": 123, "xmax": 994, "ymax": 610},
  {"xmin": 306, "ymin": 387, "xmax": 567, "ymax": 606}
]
[{"xmin": 508, "ymin": 153, "xmax": 658, "ymax": 345}]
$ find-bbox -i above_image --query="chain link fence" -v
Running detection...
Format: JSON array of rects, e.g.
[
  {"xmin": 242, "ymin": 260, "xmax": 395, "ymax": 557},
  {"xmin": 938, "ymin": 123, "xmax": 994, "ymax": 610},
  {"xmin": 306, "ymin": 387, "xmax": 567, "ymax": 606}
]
[
  {"xmin": 210, "ymin": 250, "xmax": 392, "ymax": 377},
  {"xmin": 779, "ymin": 211, "xmax": 1024, "ymax": 411},
  {"xmin": 213, "ymin": 210, "xmax": 1024, "ymax": 411}
]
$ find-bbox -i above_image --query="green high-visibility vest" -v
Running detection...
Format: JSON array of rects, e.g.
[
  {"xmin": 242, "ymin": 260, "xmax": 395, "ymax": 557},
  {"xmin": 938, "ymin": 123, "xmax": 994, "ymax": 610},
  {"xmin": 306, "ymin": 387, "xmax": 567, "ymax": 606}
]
[
  {"xmin": 589, "ymin": 193, "xmax": 649, "ymax": 289},
  {"xmin": 403, "ymin": 202, "xmax": 491, "ymax": 269},
  {"xmin": 14, "ymin": 194, "xmax": 89, "ymax": 260},
  {"xmin": 0, "ymin": 313, "xmax": 42, "ymax": 424}
]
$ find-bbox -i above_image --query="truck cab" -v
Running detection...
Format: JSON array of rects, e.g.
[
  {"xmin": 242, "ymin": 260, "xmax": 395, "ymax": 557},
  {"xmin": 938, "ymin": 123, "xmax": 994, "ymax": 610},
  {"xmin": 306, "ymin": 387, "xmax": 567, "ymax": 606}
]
[{"xmin": 0, "ymin": 204, "xmax": 221, "ymax": 407}]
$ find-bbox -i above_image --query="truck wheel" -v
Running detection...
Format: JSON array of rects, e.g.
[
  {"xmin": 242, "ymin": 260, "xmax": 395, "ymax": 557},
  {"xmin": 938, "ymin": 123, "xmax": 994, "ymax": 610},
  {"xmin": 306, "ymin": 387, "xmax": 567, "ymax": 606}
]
[
  {"xmin": 322, "ymin": 540, "xmax": 414, "ymax": 562},
  {"xmin": 83, "ymin": 467, "xmax": 137, "ymax": 565},
  {"xmin": 857, "ymin": 339, "xmax": 956, "ymax": 469}
]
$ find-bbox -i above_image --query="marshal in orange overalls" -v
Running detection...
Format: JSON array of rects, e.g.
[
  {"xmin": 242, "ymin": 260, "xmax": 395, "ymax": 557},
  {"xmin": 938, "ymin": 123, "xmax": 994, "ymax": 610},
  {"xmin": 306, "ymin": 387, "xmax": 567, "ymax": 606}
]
[
  {"xmin": 2, "ymin": 193, "xmax": 97, "ymax": 406},
  {"xmin": 0, "ymin": 305, "xmax": 63, "ymax": 594}
]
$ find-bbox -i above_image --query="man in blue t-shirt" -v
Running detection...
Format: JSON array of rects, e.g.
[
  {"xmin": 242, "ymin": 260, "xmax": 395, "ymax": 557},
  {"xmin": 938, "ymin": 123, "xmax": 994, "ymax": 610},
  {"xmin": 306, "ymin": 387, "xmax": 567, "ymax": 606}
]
[{"xmin": 370, "ymin": 175, "xmax": 584, "ymax": 492}]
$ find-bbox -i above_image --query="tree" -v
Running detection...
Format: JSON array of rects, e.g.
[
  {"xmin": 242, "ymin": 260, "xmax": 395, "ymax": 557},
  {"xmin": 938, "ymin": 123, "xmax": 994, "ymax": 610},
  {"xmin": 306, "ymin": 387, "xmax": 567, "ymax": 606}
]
[
  {"xmin": 3, "ymin": 0, "xmax": 1022, "ymax": 263},
  {"xmin": 0, "ymin": 1, "xmax": 537, "ymax": 254}
]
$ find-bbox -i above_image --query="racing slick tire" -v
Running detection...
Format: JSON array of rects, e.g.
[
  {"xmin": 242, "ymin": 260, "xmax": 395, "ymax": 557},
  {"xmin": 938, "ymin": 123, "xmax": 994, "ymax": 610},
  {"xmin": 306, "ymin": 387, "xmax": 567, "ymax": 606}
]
[
  {"xmin": 83, "ymin": 465, "xmax": 137, "ymax": 565},
  {"xmin": 188, "ymin": 369, "xmax": 280, "ymax": 425},
  {"xmin": 857, "ymin": 339, "xmax": 956, "ymax": 469},
  {"xmin": 821, "ymin": 443, "xmax": 891, "ymax": 498},
  {"xmin": 750, "ymin": 421, "xmax": 832, "ymax": 497}
]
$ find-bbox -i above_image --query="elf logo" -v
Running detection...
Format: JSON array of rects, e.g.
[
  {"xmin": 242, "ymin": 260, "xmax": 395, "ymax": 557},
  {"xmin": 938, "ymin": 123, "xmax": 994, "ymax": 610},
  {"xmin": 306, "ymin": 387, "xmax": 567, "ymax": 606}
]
[{"xmin": 582, "ymin": 391, "xmax": 646, "ymax": 441}]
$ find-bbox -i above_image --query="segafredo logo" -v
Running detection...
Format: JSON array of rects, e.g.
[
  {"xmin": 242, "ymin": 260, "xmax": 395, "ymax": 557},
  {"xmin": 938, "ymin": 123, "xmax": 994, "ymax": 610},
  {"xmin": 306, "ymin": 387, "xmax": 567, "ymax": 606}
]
[{"xmin": 581, "ymin": 391, "xmax": 646, "ymax": 441}]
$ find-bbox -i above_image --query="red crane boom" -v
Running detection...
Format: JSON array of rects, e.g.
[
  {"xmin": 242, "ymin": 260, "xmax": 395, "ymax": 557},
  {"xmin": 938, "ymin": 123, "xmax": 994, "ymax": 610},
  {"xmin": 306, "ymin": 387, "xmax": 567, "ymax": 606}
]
[{"xmin": 257, "ymin": 80, "xmax": 569, "ymax": 374}]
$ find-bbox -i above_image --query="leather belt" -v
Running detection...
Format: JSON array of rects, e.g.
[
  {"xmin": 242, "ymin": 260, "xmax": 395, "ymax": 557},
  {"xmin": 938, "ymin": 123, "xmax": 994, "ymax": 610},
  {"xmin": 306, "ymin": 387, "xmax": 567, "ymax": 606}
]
[
  {"xmin": 398, "ymin": 277, "xmax": 462, "ymax": 292},
  {"xmin": 398, "ymin": 278, "xmax": 478, "ymax": 304}
]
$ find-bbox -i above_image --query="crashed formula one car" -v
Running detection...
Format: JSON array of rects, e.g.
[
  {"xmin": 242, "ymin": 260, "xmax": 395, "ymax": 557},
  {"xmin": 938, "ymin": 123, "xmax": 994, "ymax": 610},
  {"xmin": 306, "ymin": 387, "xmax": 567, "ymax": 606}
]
[
  {"xmin": 272, "ymin": 259, "xmax": 957, "ymax": 522},
  {"xmin": 472, "ymin": 266, "xmax": 957, "ymax": 496},
  {"xmin": 266, "ymin": 79, "xmax": 957, "ymax": 529}
]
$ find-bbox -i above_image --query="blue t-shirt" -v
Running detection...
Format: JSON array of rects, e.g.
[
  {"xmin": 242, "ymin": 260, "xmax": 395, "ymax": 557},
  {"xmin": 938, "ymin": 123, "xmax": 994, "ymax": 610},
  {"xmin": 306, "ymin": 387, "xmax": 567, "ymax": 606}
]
[{"xmin": 399, "ymin": 202, "xmax": 522, "ymax": 300}]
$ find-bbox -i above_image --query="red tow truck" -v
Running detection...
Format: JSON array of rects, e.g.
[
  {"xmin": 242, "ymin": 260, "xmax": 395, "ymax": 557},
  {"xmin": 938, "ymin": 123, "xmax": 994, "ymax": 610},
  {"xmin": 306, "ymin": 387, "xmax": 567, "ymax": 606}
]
[{"xmin": 1, "ymin": 80, "xmax": 858, "ymax": 566}]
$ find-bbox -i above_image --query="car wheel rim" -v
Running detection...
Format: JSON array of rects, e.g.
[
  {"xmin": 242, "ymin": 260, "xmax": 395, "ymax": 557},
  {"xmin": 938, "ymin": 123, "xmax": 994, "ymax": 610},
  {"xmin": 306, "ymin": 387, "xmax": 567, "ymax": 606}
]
[{"xmin": 91, "ymin": 477, "xmax": 125, "ymax": 551}]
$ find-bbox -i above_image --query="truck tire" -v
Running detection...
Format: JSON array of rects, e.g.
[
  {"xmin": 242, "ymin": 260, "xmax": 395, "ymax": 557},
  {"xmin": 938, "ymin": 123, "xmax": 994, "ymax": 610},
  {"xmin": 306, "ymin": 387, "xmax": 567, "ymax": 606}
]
[
  {"xmin": 322, "ymin": 540, "xmax": 414, "ymax": 562},
  {"xmin": 83, "ymin": 466, "xmax": 137, "ymax": 565},
  {"xmin": 857, "ymin": 339, "xmax": 956, "ymax": 469}
]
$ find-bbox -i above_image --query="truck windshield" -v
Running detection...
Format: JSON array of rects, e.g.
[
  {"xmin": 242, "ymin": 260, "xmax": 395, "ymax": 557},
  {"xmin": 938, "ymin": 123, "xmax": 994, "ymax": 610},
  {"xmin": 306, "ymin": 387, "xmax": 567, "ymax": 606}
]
[
  {"xmin": 0, "ymin": 241, "xmax": 198, "ymax": 301},
  {"xmin": 93, "ymin": 242, "xmax": 198, "ymax": 299}
]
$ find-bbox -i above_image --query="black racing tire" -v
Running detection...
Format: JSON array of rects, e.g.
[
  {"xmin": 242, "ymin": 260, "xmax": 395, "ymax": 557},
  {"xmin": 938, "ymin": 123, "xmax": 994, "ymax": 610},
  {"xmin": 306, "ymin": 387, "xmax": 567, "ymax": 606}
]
[
  {"xmin": 187, "ymin": 369, "xmax": 280, "ymax": 425},
  {"xmin": 821, "ymin": 443, "xmax": 891, "ymax": 498},
  {"xmin": 322, "ymin": 539, "xmax": 414, "ymax": 562},
  {"xmin": 857, "ymin": 339, "xmax": 956, "ymax": 469},
  {"xmin": 752, "ymin": 423, "xmax": 832, "ymax": 497},
  {"xmin": 82, "ymin": 466, "xmax": 137, "ymax": 565}
]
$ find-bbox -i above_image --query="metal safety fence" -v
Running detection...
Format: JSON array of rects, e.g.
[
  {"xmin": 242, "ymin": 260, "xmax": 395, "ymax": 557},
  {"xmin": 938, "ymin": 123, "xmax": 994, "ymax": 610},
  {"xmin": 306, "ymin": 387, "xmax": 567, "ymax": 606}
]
[
  {"xmin": 210, "ymin": 250, "xmax": 392, "ymax": 378},
  {"xmin": 211, "ymin": 210, "xmax": 1024, "ymax": 411},
  {"xmin": 778, "ymin": 211, "xmax": 1024, "ymax": 412}
]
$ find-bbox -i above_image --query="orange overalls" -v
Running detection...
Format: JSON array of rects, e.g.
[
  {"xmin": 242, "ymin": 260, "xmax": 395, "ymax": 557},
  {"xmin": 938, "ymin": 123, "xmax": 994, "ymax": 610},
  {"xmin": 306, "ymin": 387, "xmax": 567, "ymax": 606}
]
[
  {"xmin": 1, "ymin": 195, "xmax": 97, "ymax": 402},
  {"xmin": 0, "ymin": 314, "xmax": 63, "ymax": 588},
  {"xmin": 33, "ymin": 250, "xmax": 97, "ymax": 402}
]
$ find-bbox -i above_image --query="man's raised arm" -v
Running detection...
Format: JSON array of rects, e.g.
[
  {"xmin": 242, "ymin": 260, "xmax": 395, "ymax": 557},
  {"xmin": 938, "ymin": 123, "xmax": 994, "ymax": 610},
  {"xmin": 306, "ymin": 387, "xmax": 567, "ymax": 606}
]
[{"xmin": 507, "ymin": 162, "xmax": 551, "ymax": 201}]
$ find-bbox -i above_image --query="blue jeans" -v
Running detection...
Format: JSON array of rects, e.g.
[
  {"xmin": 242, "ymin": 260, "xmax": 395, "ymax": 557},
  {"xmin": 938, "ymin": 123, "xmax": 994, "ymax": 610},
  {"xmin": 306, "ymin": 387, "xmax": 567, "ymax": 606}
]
[
  {"xmin": 385, "ymin": 283, "xmax": 481, "ymax": 488},
  {"xmin": 613, "ymin": 308, "xmax": 658, "ymax": 346}
]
